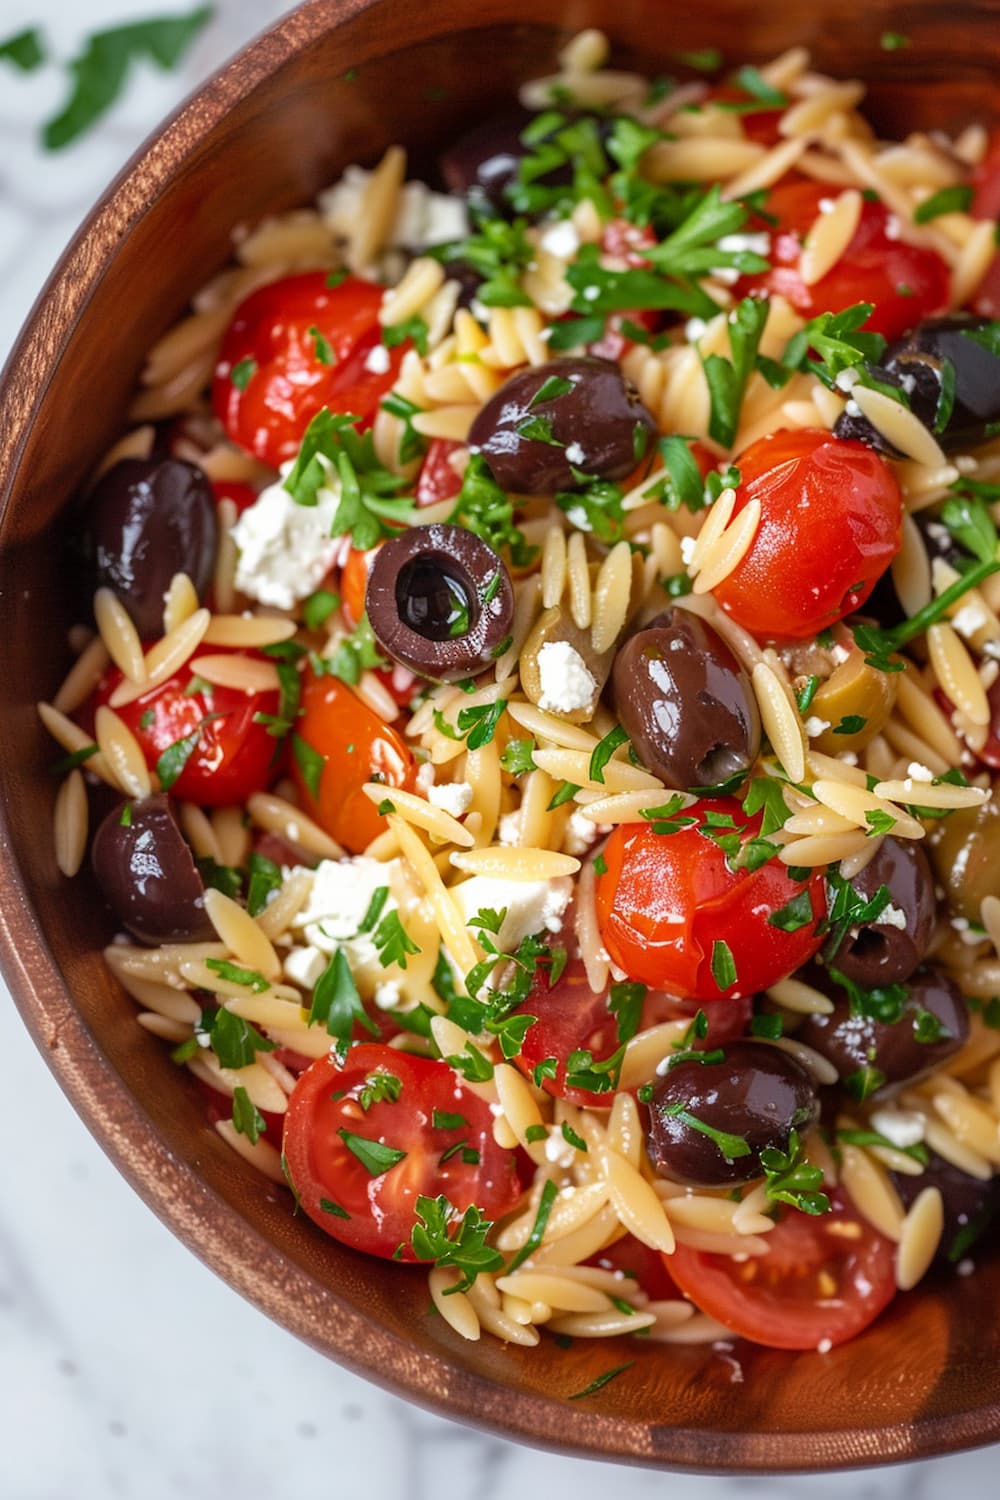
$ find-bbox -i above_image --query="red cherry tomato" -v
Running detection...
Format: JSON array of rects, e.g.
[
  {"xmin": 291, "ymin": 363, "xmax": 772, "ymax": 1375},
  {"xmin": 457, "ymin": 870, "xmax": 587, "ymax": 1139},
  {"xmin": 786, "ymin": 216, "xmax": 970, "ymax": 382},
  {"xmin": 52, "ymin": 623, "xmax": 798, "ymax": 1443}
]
[
  {"xmin": 664, "ymin": 1188, "xmax": 896, "ymax": 1349},
  {"xmin": 711, "ymin": 429, "xmax": 902, "ymax": 640},
  {"xmin": 589, "ymin": 1233, "xmax": 680, "ymax": 1302},
  {"xmin": 290, "ymin": 670, "xmax": 415, "ymax": 854},
  {"xmin": 595, "ymin": 799, "xmax": 827, "ymax": 1002},
  {"xmin": 340, "ymin": 545, "xmax": 381, "ymax": 629},
  {"xmin": 211, "ymin": 479, "xmax": 259, "ymax": 515},
  {"xmin": 416, "ymin": 438, "xmax": 465, "ymax": 507},
  {"xmin": 971, "ymin": 129, "xmax": 1000, "ymax": 318},
  {"xmin": 281, "ymin": 1044, "xmax": 523, "ymax": 1260},
  {"xmin": 514, "ymin": 932, "xmax": 751, "ymax": 1108},
  {"xmin": 212, "ymin": 272, "xmax": 404, "ymax": 467},
  {"xmin": 96, "ymin": 647, "xmax": 280, "ymax": 806},
  {"xmin": 738, "ymin": 179, "xmax": 950, "ymax": 339},
  {"xmin": 708, "ymin": 86, "xmax": 783, "ymax": 147}
]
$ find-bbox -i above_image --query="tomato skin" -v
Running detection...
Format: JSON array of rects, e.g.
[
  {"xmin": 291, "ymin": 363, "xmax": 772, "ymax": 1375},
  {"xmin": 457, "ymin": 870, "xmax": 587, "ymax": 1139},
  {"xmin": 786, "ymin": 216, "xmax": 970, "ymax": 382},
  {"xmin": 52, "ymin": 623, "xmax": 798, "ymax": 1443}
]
[
  {"xmin": 291, "ymin": 670, "xmax": 415, "ymax": 853},
  {"xmin": 739, "ymin": 180, "xmax": 950, "ymax": 339},
  {"xmin": 340, "ymin": 545, "xmax": 380, "ymax": 629},
  {"xmin": 971, "ymin": 129, "xmax": 1000, "ymax": 318},
  {"xmin": 282, "ymin": 1044, "xmax": 523, "ymax": 1260},
  {"xmin": 416, "ymin": 439, "xmax": 465, "ymax": 507},
  {"xmin": 212, "ymin": 272, "xmax": 403, "ymax": 467},
  {"xmin": 514, "ymin": 955, "xmax": 750, "ymax": 1107},
  {"xmin": 707, "ymin": 86, "xmax": 783, "ymax": 146},
  {"xmin": 711, "ymin": 429, "xmax": 902, "ymax": 641},
  {"xmin": 664, "ymin": 1188, "xmax": 896, "ymax": 1348},
  {"xmin": 96, "ymin": 648, "xmax": 280, "ymax": 806},
  {"xmin": 595, "ymin": 800, "xmax": 827, "ymax": 1001},
  {"xmin": 211, "ymin": 479, "xmax": 259, "ymax": 515},
  {"xmin": 589, "ymin": 1233, "xmax": 680, "ymax": 1302}
]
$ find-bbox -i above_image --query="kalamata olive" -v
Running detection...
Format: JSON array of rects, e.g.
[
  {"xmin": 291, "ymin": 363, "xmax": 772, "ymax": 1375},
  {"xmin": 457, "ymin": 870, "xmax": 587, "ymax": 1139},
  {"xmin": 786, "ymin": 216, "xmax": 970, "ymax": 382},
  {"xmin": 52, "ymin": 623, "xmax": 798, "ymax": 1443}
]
[
  {"xmin": 928, "ymin": 795, "xmax": 1000, "ymax": 923},
  {"xmin": 834, "ymin": 315, "xmax": 1000, "ymax": 455},
  {"xmin": 365, "ymin": 523, "xmax": 514, "ymax": 681},
  {"xmin": 892, "ymin": 1151, "xmax": 1000, "ymax": 1266},
  {"xmin": 468, "ymin": 357, "xmax": 657, "ymax": 495},
  {"xmin": 439, "ymin": 109, "xmax": 541, "ymax": 215},
  {"xmin": 84, "ymin": 457, "xmax": 218, "ymax": 637},
  {"xmin": 91, "ymin": 794, "xmax": 214, "ymax": 945},
  {"xmin": 823, "ymin": 838, "xmax": 936, "ymax": 987},
  {"xmin": 796, "ymin": 966, "xmax": 969, "ymax": 1097},
  {"xmin": 612, "ymin": 609, "xmax": 760, "ymax": 791},
  {"xmin": 645, "ymin": 1039, "xmax": 819, "ymax": 1188}
]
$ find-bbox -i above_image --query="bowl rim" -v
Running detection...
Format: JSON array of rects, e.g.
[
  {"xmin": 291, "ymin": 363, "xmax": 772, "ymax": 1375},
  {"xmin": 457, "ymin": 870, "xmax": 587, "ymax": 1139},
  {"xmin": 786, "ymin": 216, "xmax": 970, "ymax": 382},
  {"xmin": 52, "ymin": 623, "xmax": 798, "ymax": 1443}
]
[{"xmin": 2, "ymin": 0, "xmax": 1000, "ymax": 1471}]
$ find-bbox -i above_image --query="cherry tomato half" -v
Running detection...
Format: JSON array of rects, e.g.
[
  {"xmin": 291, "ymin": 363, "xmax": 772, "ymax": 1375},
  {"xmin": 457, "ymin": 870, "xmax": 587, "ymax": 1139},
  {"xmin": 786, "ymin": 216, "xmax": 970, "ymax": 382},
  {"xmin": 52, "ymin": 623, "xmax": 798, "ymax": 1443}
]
[
  {"xmin": 707, "ymin": 86, "xmax": 783, "ymax": 147},
  {"xmin": 664, "ymin": 1188, "xmax": 896, "ymax": 1348},
  {"xmin": 290, "ymin": 670, "xmax": 415, "ymax": 854},
  {"xmin": 212, "ymin": 272, "xmax": 404, "ymax": 467},
  {"xmin": 282, "ymin": 1044, "xmax": 523, "ymax": 1260},
  {"xmin": 738, "ymin": 179, "xmax": 950, "ymax": 340},
  {"xmin": 711, "ymin": 429, "xmax": 902, "ymax": 641},
  {"xmin": 595, "ymin": 798, "xmax": 827, "ymax": 1002},
  {"xmin": 971, "ymin": 129, "xmax": 1000, "ymax": 319},
  {"xmin": 211, "ymin": 479, "xmax": 259, "ymax": 516},
  {"xmin": 96, "ymin": 647, "xmax": 280, "ymax": 806},
  {"xmin": 416, "ymin": 438, "xmax": 465, "ymax": 507},
  {"xmin": 515, "ymin": 952, "xmax": 751, "ymax": 1108},
  {"xmin": 340, "ymin": 545, "xmax": 381, "ymax": 630}
]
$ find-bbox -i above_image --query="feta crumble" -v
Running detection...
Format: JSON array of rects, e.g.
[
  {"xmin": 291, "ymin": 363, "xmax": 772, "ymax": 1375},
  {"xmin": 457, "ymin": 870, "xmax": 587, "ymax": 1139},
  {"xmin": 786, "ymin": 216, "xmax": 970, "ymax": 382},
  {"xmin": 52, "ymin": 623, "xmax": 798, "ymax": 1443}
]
[
  {"xmin": 539, "ymin": 219, "xmax": 580, "ymax": 259},
  {"xmin": 536, "ymin": 640, "xmax": 597, "ymax": 714},
  {"xmin": 363, "ymin": 342, "xmax": 392, "ymax": 375},
  {"xmin": 427, "ymin": 780, "xmax": 474, "ymax": 817},
  {"xmin": 319, "ymin": 166, "xmax": 468, "ymax": 254},
  {"xmin": 876, "ymin": 902, "xmax": 907, "ymax": 930},
  {"xmin": 231, "ymin": 467, "xmax": 346, "ymax": 610},
  {"xmin": 564, "ymin": 441, "xmax": 586, "ymax": 466},
  {"xmin": 804, "ymin": 716, "xmax": 832, "ymax": 739},
  {"xmin": 451, "ymin": 874, "xmax": 573, "ymax": 953},
  {"xmin": 869, "ymin": 1106, "xmax": 926, "ymax": 1150}
]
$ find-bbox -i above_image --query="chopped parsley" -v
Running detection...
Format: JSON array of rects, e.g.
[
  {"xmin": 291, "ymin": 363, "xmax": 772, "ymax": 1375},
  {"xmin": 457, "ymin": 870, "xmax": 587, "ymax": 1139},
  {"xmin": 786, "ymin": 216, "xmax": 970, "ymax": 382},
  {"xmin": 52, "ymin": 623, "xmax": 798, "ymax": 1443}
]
[
  {"xmin": 308, "ymin": 948, "xmax": 378, "ymax": 1057},
  {"xmin": 508, "ymin": 1178, "xmax": 559, "ymax": 1271},
  {"xmin": 589, "ymin": 724, "xmax": 628, "ymax": 784},
  {"xmin": 410, "ymin": 1194, "xmax": 504, "ymax": 1292},
  {"xmin": 662, "ymin": 1102, "xmax": 751, "ymax": 1162},
  {"xmin": 760, "ymin": 1130, "xmax": 830, "ymax": 1214},
  {"xmin": 337, "ymin": 1129, "xmax": 407, "ymax": 1176},
  {"xmin": 710, "ymin": 939, "xmax": 738, "ymax": 991},
  {"xmin": 568, "ymin": 1362, "xmax": 635, "ymax": 1400},
  {"xmin": 231, "ymin": 1085, "xmax": 265, "ymax": 1146},
  {"xmin": 358, "ymin": 1070, "xmax": 403, "ymax": 1111}
]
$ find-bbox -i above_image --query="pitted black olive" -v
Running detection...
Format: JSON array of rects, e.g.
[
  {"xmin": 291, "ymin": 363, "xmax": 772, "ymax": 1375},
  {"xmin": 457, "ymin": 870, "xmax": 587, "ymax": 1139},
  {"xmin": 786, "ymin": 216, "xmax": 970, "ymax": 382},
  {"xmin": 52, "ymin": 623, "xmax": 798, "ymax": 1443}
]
[
  {"xmin": 645, "ymin": 1040, "xmax": 820, "ymax": 1188},
  {"xmin": 929, "ymin": 795, "xmax": 1000, "ymax": 923},
  {"xmin": 834, "ymin": 315, "xmax": 1000, "ymax": 456},
  {"xmin": 366, "ymin": 523, "xmax": 514, "ymax": 681},
  {"xmin": 892, "ymin": 1150, "xmax": 1000, "ymax": 1266},
  {"xmin": 612, "ymin": 609, "xmax": 761, "ymax": 791},
  {"xmin": 84, "ymin": 457, "xmax": 218, "ymax": 636},
  {"xmin": 823, "ymin": 837, "xmax": 936, "ymax": 987},
  {"xmin": 468, "ymin": 357, "xmax": 657, "ymax": 494},
  {"xmin": 439, "ymin": 109, "xmax": 612, "ymax": 219},
  {"xmin": 795, "ymin": 965, "xmax": 969, "ymax": 1097},
  {"xmin": 92, "ymin": 794, "xmax": 214, "ymax": 945}
]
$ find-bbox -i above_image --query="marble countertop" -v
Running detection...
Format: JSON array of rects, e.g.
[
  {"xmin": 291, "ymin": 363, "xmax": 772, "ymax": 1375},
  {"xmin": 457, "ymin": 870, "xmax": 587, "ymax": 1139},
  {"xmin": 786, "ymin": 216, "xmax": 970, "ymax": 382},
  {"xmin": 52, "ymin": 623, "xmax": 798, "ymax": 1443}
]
[{"xmin": 1, "ymin": 3, "xmax": 997, "ymax": 1495}]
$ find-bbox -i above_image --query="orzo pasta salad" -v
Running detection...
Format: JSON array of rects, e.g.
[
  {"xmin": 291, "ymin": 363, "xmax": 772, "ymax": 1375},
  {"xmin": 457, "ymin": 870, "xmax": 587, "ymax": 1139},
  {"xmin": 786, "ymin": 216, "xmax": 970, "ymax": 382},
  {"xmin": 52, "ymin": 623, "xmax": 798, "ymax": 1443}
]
[{"xmin": 45, "ymin": 30, "xmax": 1000, "ymax": 1357}]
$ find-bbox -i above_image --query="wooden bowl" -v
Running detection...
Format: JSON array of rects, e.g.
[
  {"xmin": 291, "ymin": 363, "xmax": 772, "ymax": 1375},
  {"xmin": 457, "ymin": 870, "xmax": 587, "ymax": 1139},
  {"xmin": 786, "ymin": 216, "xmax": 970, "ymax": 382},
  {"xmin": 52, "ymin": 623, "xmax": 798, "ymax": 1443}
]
[{"xmin": 1, "ymin": 0, "xmax": 998, "ymax": 1470}]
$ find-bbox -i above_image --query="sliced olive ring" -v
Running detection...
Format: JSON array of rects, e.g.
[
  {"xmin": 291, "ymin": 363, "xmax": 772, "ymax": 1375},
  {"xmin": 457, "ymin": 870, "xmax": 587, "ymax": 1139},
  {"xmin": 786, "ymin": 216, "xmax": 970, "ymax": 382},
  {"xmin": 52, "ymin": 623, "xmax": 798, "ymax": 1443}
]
[
  {"xmin": 366, "ymin": 523, "xmax": 514, "ymax": 682},
  {"xmin": 92, "ymin": 794, "xmax": 214, "ymax": 946}
]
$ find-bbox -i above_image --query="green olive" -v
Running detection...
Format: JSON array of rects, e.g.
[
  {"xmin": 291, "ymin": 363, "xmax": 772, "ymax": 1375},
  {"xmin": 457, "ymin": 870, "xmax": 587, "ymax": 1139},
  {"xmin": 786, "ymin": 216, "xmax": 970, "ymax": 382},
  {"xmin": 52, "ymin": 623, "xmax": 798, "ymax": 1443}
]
[
  {"xmin": 928, "ymin": 795, "xmax": 1000, "ymax": 923},
  {"xmin": 520, "ymin": 605, "xmax": 614, "ymax": 723},
  {"xmin": 811, "ymin": 649, "xmax": 898, "ymax": 755}
]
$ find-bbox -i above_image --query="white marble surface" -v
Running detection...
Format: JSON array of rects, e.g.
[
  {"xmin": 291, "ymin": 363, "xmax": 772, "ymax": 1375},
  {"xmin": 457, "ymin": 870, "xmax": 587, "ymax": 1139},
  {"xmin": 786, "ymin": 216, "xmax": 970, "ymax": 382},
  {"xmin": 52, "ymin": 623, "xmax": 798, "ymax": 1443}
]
[{"xmin": 1, "ymin": 3, "xmax": 998, "ymax": 1494}]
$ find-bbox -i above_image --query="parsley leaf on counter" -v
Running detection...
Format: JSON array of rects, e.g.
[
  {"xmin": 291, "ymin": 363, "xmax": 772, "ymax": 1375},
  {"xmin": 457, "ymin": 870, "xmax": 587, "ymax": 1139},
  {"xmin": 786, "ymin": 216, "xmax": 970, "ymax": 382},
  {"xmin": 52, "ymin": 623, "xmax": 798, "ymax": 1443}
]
[
  {"xmin": 0, "ymin": 28, "xmax": 45, "ymax": 71},
  {"xmin": 44, "ymin": 6, "xmax": 214, "ymax": 150}
]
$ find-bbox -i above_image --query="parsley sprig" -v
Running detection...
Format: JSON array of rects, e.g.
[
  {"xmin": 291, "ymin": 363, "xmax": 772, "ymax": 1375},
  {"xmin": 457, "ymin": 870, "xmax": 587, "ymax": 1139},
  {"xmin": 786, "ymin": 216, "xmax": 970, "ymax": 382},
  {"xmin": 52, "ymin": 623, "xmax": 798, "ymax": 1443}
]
[
  {"xmin": 760, "ymin": 1129, "xmax": 830, "ymax": 1215},
  {"xmin": 410, "ymin": 1194, "xmax": 504, "ymax": 1292},
  {"xmin": 284, "ymin": 408, "xmax": 415, "ymax": 548}
]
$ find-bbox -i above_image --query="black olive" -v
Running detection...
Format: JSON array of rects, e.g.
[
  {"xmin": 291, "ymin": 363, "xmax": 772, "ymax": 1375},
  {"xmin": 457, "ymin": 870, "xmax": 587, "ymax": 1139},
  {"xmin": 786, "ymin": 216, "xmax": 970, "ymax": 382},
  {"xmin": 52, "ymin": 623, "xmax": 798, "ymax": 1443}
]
[
  {"xmin": 612, "ymin": 609, "xmax": 761, "ymax": 791},
  {"xmin": 834, "ymin": 315, "xmax": 1000, "ymax": 456},
  {"xmin": 441, "ymin": 258, "xmax": 486, "ymax": 312},
  {"xmin": 91, "ymin": 794, "xmax": 214, "ymax": 946},
  {"xmin": 645, "ymin": 1040, "xmax": 819, "ymax": 1188},
  {"xmin": 366, "ymin": 523, "xmax": 514, "ymax": 681},
  {"xmin": 439, "ymin": 108, "xmax": 612, "ymax": 219},
  {"xmin": 823, "ymin": 837, "xmax": 936, "ymax": 987},
  {"xmin": 892, "ymin": 1151, "xmax": 1000, "ymax": 1266},
  {"xmin": 468, "ymin": 357, "xmax": 656, "ymax": 494},
  {"xmin": 795, "ymin": 965, "xmax": 969, "ymax": 1098},
  {"xmin": 84, "ymin": 457, "xmax": 218, "ymax": 637}
]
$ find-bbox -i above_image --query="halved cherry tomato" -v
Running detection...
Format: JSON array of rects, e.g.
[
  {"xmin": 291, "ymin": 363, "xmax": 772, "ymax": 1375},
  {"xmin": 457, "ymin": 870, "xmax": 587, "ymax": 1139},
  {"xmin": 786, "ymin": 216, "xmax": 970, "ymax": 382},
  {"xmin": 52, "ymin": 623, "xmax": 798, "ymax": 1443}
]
[
  {"xmin": 290, "ymin": 670, "xmax": 415, "ymax": 853},
  {"xmin": 282, "ymin": 1044, "xmax": 523, "ymax": 1260},
  {"xmin": 95, "ymin": 647, "xmax": 280, "ymax": 806},
  {"xmin": 595, "ymin": 799, "xmax": 827, "ymax": 1001},
  {"xmin": 416, "ymin": 438, "xmax": 465, "ymax": 507},
  {"xmin": 514, "ymin": 908, "xmax": 751, "ymax": 1107},
  {"xmin": 707, "ymin": 86, "xmax": 783, "ymax": 147},
  {"xmin": 664, "ymin": 1188, "xmax": 896, "ymax": 1348},
  {"xmin": 340, "ymin": 545, "xmax": 381, "ymax": 629},
  {"xmin": 711, "ymin": 429, "xmax": 902, "ymax": 640},
  {"xmin": 212, "ymin": 272, "xmax": 404, "ymax": 467},
  {"xmin": 971, "ymin": 128, "xmax": 1000, "ymax": 318},
  {"xmin": 211, "ymin": 479, "xmax": 259, "ymax": 515},
  {"xmin": 589, "ymin": 1233, "xmax": 680, "ymax": 1303},
  {"xmin": 738, "ymin": 179, "xmax": 950, "ymax": 339}
]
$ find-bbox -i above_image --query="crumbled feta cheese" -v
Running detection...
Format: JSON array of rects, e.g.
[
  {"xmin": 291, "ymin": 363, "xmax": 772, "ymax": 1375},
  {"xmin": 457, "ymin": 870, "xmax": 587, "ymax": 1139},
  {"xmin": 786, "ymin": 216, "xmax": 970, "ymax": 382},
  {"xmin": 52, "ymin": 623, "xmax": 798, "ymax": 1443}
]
[
  {"xmin": 319, "ymin": 166, "xmax": 468, "ymax": 253},
  {"xmin": 374, "ymin": 980, "xmax": 402, "ymax": 1011},
  {"xmin": 283, "ymin": 943, "xmax": 327, "ymax": 991},
  {"xmin": 286, "ymin": 857, "xmax": 404, "ymax": 990},
  {"xmin": 684, "ymin": 316, "xmax": 707, "ymax": 343},
  {"xmin": 680, "ymin": 535, "xmax": 697, "ymax": 564},
  {"xmin": 717, "ymin": 231, "xmax": 771, "ymax": 258},
  {"xmin": 952, "ymin": 600, "xmax": 989, "ymax": 639},
  {"xmin": 884, "ymin": 214, "xmax": 902, "ymax": 241},
  {"xmin": 415, "ymin": 762, "xmax": 435, "ymax": 795},
  {"xmin": 563, "ymin": 505, "xmax": 591, "ymax": 531},
  {"xmin": 818, "ymin": 198, "xmax": 836, "ymax": 214},
  {"xmin": 830, "ymin": 642, "xmax": 851, "ymax": 665},
  {"xmin": 451, "ymin": 874, "xmax": 573, "ymax": 952},
  {"xmin": 835, "ymin": 366, "xmax": 861, "ymax": 393},
  {"xmin": 427, "ymin": 780, "xmax": 474, "ymax": 817},
  {"xmin": 844, "ymin": 398, "xmax": 861, "ymax": 418},
  {"xmin": 497, "ymin": 811, "xmax": 521, "ymax": 846},
  {"xmin": 804, "ymin": 716, "xmax": 831, "ymax": 739},
  {"xmin": 869, "ymin": 1106, "xmax": 926, "ymax": 1150},
  {"xmin": 231, "ymin": 467, "xmax": 346, "ymax": 609},
  {"xmin": 364, "ymin": 342, "xmax": 391, "ymax": 375},
  {"xmin": 876, "ymin": 902, "xmax": 907, "ymax": 930},
  {"xmin": 536, "ymin": 640, "xmax": 597, "ymax": 714},
  {"xmin": 544, "ymin": 1131, "xmax": 577, "ymax": 1168},
  {"xmin": 539, "ymin": 219, "xmax": 580, "ymax": 259},
  {"xmin": 899, "ymin": 372, "xmax": 917, "ymax": 395},
  {"xmin": 565, "ymin": 441, "xmax": 586, "ymax": 466},
  {"xmin": 564, "ymin": 808, "xmax": 607, "ymax": 857},
  {"xmin": 906, "ymin": 762, "xmax": 935, "ymax": 783}
]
